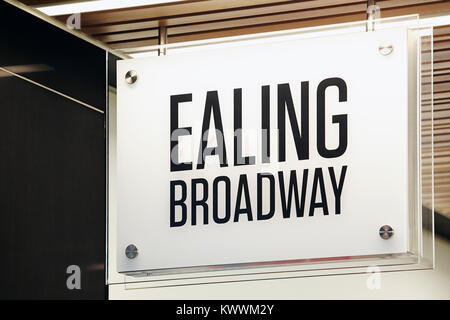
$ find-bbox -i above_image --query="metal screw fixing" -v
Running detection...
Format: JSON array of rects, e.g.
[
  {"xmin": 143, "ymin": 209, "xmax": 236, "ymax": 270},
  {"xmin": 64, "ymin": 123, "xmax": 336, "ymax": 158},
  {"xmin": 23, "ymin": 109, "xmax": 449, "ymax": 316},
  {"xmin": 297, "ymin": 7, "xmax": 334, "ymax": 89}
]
[
  {"xmin": 125, "ymin": 70, "xmax": 138, "ymax": 84},
  {"xmin": 379, "ymin": 225, "xmax": 394, "ymax": 240},
  {"xmin": 125, "ymin": 244, "xmax": 138, "ymax": 259},
  {"xmin": 378, "ymin": 43, "xmax": 394, "ymax": 56}
]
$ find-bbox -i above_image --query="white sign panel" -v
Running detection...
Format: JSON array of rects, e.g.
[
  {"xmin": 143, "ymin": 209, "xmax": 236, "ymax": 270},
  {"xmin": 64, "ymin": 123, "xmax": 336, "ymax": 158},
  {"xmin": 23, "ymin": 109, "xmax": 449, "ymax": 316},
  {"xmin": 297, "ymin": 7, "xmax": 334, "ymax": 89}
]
[{"xmin": 116, "ymin": 27, "xmax": 413, "ymax": 273}]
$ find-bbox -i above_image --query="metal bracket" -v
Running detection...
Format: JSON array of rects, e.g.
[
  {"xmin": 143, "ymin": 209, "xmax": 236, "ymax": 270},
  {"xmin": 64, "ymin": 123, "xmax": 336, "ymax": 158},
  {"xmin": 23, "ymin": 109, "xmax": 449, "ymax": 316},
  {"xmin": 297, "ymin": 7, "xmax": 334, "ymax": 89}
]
[
  {"xmin": 366, "ymin": 0, "xmax": 380, "ymax": 32},
  {"xmin": 158, "ymin": 26, "xmax": 168, "ymax": 56}
]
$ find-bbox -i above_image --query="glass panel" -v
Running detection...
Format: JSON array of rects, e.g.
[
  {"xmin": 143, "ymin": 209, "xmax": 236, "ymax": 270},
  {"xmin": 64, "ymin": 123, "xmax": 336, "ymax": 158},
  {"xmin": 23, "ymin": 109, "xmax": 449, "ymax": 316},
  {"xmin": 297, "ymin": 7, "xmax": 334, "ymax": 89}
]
[
  {"xmin": 108, "ymin": 16, "xmax": 435, "ymax": 287},
  {"xmin": 420, "ymin": 29, "xmax": 435, "ymax": 266}
]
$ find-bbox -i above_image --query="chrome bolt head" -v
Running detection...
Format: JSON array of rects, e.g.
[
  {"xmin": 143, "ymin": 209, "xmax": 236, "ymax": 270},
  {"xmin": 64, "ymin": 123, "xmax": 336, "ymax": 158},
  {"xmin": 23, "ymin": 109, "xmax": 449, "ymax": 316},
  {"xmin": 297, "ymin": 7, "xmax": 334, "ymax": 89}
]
[
  {"xmin": 125, "ymin": 70, "xmax": 138, "ymax": 84},
  {"xmin": 379, "ymin": 225, "xmax": 394, "ymax": 240},
  {"xmin": 378, "ymin": 43, "xmax": 394, "ymax": 56},
  {"xmin": 125, "ymin": 244, "xmax": 138, "ymax": 259}
]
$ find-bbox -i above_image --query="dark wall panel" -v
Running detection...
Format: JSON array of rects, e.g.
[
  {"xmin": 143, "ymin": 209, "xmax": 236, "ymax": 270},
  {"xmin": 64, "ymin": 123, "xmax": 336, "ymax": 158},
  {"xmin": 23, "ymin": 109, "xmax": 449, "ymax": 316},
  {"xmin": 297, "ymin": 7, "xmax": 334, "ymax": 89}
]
[
  {"xmin": 0, "ymin": 70, "xmax": 106, "ymax": 299},
  {"xmin": 0, "ymin": 2, "xmax": 106, "ymax": 299}
]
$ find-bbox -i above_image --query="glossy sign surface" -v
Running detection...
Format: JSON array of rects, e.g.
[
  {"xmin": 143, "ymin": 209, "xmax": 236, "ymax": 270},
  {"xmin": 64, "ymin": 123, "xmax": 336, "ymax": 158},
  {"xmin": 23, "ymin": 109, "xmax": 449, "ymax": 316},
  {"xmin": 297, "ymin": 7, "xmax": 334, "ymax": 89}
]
[{"xmin": 117, "ymin": 27, "xmax": 413, "ymax": 273}]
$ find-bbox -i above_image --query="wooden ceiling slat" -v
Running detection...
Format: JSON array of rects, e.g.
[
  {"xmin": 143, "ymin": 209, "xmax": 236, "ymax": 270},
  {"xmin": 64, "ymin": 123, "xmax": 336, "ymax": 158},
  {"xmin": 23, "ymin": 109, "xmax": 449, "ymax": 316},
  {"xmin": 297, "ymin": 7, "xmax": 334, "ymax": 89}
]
[
  {"xmin": 377, "ymin": 0, "xmax": 445, "ymax": 9},
  {"xmin": 422, "ymin": 154, "xmax": 450, "ymax": 164},
  {"xmin": 167, "ymin": 3, "xmax": 367, "ymax": 36},
  {"xmin": 424, "ymin": 181, "xmax": 450, "ymax": 188},
  {"xmin": 422, "ymin": 104, "xmax": 450, "ymax": 111},
  {"xmin": 167, "ymin": 12, "xmax": 366, "ymax": 44},
  {"xmin": 67, "ymin": 0, "xmax": 301, "ymax": 26},
  {"xmin": 436, "ymin": 104, "xmax": 450, "ymax": 111},
  {"xmin": 434, "ymin": 41, "xmax": 450, "ymax": 52},
  {"xmin": 422, "ymin": 75, "xmax": 450, "ymax": 86},
  {"xmin": 422, "ymin": 92, "xmax": 450, "ymax": 102},
  {"xmin": 424, "ymin": 145, "xmax": 450, "ymax": 152},
  {"xmin": 423, "ymin": 60, "xmax": 450, "ymax": 71},
  {"xmin": 96, "ymin": 29, "xmax": 159, "ymax": 43},
  {"xmin": 423, "ymin": 84, "xmax": 450, "ymax": 94},
  {"xmin": 108, "ymin": 38, "xmax": 159, "ymax": 50},
  {"xmin": 422, "ymin": 107, "xmax": 450, "ymax": 115},
  {"xmin": 380, "ymin": 1, "xmax": 450, "ymax": 18},
  {"xmin": 426, "ymin": 174, "xmax": 450, "ymax": 181},
  {"xmin": 435, "ymin": 35, "xmax": 450, "ymax": 42},
  {"xmin": 422, "ymin": 70, "xmax": 450, "ymax": 77},
  {"xmin": 434, "ymin": 74, "xmax": 450, "ymax": 83},
  {"xmin": 423, "ymin": 49, "xmax": 450, "ymax": 62},
  {"xmin": 434, "ymin": 26, "xmax": 450, "ymax": 35}
]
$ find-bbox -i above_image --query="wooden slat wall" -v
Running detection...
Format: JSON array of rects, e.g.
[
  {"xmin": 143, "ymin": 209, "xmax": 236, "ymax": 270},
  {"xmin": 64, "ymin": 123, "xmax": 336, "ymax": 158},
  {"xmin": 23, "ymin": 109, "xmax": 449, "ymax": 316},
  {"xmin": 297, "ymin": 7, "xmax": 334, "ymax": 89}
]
[{"xmin": 424, "ymin": 25, "xmax": 450, "ymax": 218}]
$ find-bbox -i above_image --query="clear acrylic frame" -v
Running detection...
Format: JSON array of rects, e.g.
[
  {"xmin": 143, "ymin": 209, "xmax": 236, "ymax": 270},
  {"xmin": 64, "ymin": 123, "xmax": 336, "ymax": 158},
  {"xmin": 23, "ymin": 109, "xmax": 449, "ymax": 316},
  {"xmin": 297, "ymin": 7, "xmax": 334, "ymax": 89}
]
[{"xmin": 106, "ymin": 15, "xmax": 435, "ymax": 288}]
